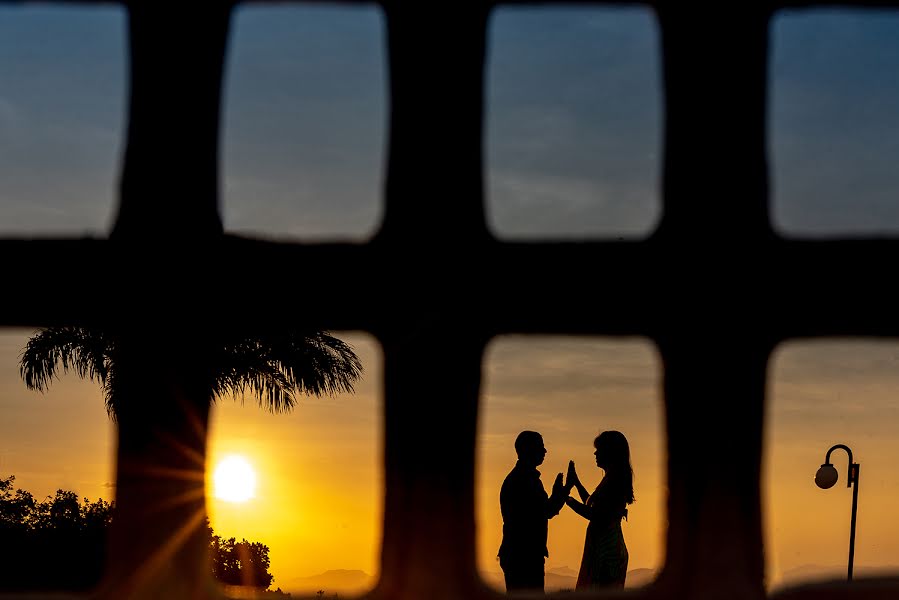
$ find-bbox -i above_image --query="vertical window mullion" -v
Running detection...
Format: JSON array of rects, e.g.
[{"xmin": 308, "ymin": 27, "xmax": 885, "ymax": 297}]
[{"xmin": 113, "ymin": 4, "xmax": 231, "ymax": 240}]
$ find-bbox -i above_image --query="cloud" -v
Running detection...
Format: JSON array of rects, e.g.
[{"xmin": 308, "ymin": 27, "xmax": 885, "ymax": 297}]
[
  {"xmin": 488, "ymin": 169, "xmax": 658, "ymax": 238},
  {"xmin": 484, "ymin": 8, "xmax": 661, "ymax": 239},
  {"xmin": 0, "ymin": 96, "xmax": 19, "ymax": 131},
  {"xmin": 770, "ymin": 11, "xmax": 899, "ymax": 235}
]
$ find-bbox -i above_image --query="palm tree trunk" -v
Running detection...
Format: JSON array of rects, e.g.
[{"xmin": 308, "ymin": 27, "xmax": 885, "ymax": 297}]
[{"xmin": 96, "ymin": 331, "xmax": 220, "ymax": 599}]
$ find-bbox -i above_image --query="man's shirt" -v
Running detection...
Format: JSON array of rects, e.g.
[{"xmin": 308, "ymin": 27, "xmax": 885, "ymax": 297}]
[{"xmin": 498, "ymin": 461, "xmax": 565, "ymax": 562}]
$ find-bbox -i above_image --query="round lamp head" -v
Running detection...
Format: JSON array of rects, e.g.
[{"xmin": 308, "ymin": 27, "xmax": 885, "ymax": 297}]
[{"xmin": 815, "ymin": 464, "xmax": 838, "ymax": 489}]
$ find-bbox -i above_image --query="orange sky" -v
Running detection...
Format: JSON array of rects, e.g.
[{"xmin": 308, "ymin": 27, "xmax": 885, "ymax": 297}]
[{"xmin": 1, "ymin": 331, "xmax": 898, "ymax": 593}]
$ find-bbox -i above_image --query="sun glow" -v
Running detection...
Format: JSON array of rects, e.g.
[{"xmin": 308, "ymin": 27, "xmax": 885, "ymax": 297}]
[{"xmin": 213, "ymin": 455, "xmax": 257, "ymax": 503}]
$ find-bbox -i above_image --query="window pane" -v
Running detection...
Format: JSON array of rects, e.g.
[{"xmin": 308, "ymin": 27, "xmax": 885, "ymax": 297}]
[
  {"xmin": 477, "ymin": 336, "xmax": 664, "ymax": 593},
  {"xmin": 222, "ymin": 6, "xmax": 386, "ymax": 242},
  {"xmin": 486, "ymin": 8, "xmax": 661, "ymax": 240},
  {"xmin": 0, "ymin": 328, "xmax": 116, "ymax": 592},
  {"xmin": 771, "ymin": 10, "xmax": 899, "ymax": 237},
  {"xmin": 766, "ymin": 340, "xmax": 899, "ymax": 591},
  {"xmin": 207, "ymin": 332, "xmax": 382, "ymax": 596},
  {"xmin": 0, "ymin": 7, "xmax": 125, "ymax": 236}
]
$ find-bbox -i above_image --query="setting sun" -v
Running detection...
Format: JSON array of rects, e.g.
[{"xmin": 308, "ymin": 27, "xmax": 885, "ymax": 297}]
[{"xmin": 213, "ymin": 455, "xmax": 257, "ymax": 503}]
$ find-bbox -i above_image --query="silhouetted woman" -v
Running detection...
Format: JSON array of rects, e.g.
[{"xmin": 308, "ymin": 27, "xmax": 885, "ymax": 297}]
[{"xmin": 565, "ymin": 430, "xmax": 635, "ymax": 591}]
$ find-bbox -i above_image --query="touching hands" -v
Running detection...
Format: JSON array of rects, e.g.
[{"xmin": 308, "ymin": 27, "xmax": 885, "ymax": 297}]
[{"xmin": 565, "ymin": 460, "xmax": 580, "ymax": 491}]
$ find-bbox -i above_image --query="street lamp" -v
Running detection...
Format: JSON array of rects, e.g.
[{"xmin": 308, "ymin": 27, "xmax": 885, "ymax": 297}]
[{"xmin": 814, "ymin": 444, "xmax": 860, "ymax": 581}]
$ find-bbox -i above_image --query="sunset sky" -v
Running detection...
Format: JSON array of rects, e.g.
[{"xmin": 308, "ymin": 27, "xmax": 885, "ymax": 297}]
[{"xmin": 1, "ymin": 2, "xmax": 899, "ymax": 595}]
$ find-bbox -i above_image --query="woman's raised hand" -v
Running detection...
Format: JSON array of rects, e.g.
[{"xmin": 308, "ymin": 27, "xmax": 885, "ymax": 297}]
[{"xmin": 566, "ymin": 460, "xmax": 580, "ymax": 490}]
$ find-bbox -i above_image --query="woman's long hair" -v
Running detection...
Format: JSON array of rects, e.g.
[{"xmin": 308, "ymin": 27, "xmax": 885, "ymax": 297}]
[{"xmin": 595, "ymin": 430, "xmax": 635, "ymax": 505}]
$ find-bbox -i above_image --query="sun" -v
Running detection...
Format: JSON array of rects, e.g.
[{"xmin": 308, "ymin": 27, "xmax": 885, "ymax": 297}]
[{"xmin": 213, "ymin": 455, "xmax": 257, "ymax": 503}]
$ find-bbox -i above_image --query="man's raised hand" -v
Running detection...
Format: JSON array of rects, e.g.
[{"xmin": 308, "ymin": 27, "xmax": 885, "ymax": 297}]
[{"xmin": 552, "ymin": 472, "xmax": 565, "ymax": 496}]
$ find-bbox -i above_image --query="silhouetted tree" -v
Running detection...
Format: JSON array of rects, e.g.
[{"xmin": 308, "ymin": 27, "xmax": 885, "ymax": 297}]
[
  {"xmin": 210, "ymin": 534, "xmax": 274, "ymax": 590},
  {"xmin": 0, "ymin": 475, "xmax": 36, "ymax": 531},
  {"xmin": 19, "ymin": 326, "xmax": 363, "ymax": 419},
  {"xmin": 1, "ymin": 478, "xmax": 284, "ymax": 593},
  {"xmin": 0, "ymin": 476, "xmax": 114, "ymax": 592}
]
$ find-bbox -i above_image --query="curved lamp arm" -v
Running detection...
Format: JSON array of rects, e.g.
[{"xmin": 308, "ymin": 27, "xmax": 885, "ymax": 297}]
[{"xmin": 823, "ymin": 444, "xmax": 857, "ymax": 488}]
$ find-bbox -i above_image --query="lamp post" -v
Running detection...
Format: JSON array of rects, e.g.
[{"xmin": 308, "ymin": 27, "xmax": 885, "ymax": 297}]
[{"xmin": 814, "ymin": 444, "xmax": 860, "ymax": 581}]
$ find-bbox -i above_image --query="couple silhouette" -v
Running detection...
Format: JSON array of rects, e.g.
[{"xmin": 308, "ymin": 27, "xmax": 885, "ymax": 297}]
[{"xmin": 497, "ymin": 430, "xmax": 635, "ymax": 594}]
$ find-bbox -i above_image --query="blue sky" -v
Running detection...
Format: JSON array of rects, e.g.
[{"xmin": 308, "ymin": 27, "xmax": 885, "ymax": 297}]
[
  {"xmin": 222, "ymin": 5, "xmax": 385, "ymax": 240},
  {"xmin": 0, "ymin": 5, "xmax": 660, "ymax": 239},
  {"xmin": 3, "ymin": 6, "xmax": 899, "ymax": 239},
  {"xmin": 0, "ymin": 6, "xmax": 124, "ymax": 234},
  {"xmin": 771, "ymin": 9, "xmax": 899, "ymax": 236},
  {"xmin": 486, "ymin": 7, "xmax": 660, "ymax": 238}
]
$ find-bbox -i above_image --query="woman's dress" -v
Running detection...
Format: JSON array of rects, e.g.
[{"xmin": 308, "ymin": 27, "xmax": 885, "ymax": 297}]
[{"xmin": 575, "ymin": 480, "xmax": 629, "ymax": 590}]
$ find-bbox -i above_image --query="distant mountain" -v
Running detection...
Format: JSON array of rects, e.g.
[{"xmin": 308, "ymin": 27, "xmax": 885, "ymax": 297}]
[
  {"xmin": 775, "ymin": 564, "xmax": 899, "ymax": 589},
  {"xmin": 625, "ymin": 568, "xmax": 657, "ymax": 588},
  {"xmin": 284, "ymin": 563, "xmax": 899, "ymax": 596},
  {"xmin": 283, "ymin": 569, "xmax": 374, "ymax": 595},
  {"xmin": 547, "ymin": 565, "xmax": 578, "ymax": 578},
  {"xmin": 545, "ymin": 571, "xmax": 576, "ymax": 592}
]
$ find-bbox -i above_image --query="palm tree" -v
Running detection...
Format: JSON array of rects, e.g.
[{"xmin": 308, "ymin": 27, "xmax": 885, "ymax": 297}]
[
  {"xmin": 20, "ymin": 325, "xmax": 363, "ymax": 419},
  {"xmin": 18, "ymin": 325, "xmax": 362, "ymax": 598}
]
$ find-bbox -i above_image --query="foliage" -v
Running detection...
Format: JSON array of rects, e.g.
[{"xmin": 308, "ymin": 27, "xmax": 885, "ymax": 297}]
[
  {"xmin": 209, "ymin": 529, "xmax": 275, "ymax": 590},
  {"xmin": 0, "ymin": 474, "xmax": 36, "ymax": 529},
  {"xmin": 0, "ymin": 475, "xmax": 277, "ymax": 593},
  {"xmin": 19, "ymin": 326, "xmax": 363, "ymax": 419},
  {"xmin": 0, "ymin": 475, "xmax": 113, "ymax": 591}
]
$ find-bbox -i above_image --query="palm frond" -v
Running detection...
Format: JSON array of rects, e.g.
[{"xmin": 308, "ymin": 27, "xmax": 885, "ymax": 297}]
[
  {"xmin": 19, "ymin": 326, "xmax": 361, "ymax": 418},
  {"xmin": 211, "ymin": 331, "xmax": 363, "ymax": 413},
  {"xmin": 19, "ymin": 327, "xmax": 114, "ymax": 393},
  {"xmin": 102, "ymin": 364, "xmax": 119, "ymax": 419},
  {"xmin": 275, "ymin": 331, "xmax": 363, "ymax": 396},
  {"xmin": 210, "ymin": 339, "xmax": 297, "ymax": 413}
]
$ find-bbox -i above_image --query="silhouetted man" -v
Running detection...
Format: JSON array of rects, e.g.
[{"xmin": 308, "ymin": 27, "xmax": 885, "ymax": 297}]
[{"xmin": 498, "ymin": 430, "xmax": 569, "ymax": 594}]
